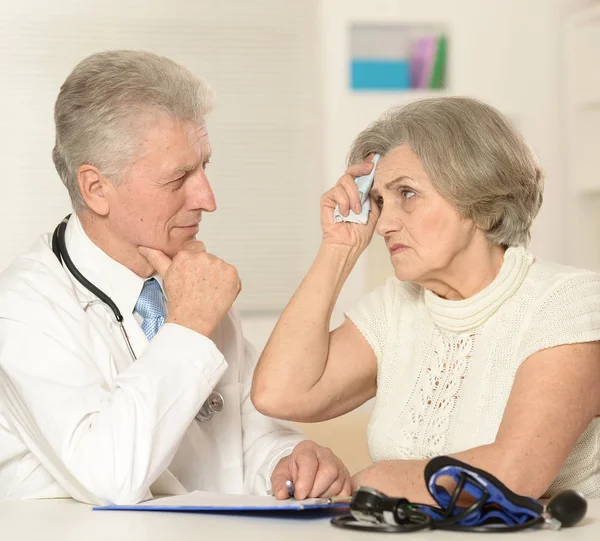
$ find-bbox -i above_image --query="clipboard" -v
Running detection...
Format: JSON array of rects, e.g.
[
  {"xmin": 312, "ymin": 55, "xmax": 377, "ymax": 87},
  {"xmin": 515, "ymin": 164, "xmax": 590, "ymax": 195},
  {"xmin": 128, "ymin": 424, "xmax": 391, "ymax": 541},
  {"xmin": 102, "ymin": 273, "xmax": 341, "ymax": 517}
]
[{"xmin": 93, "ymin": 490, "xmax": 351, "ymax": 514}]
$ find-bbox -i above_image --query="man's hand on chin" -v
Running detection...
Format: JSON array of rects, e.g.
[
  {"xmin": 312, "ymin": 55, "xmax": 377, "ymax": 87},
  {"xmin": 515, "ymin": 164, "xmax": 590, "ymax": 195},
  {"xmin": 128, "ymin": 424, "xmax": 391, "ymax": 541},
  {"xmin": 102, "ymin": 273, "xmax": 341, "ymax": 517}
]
[{"xmin": 138, "ymin": 240, "xmax": 241, "ymax": 338}]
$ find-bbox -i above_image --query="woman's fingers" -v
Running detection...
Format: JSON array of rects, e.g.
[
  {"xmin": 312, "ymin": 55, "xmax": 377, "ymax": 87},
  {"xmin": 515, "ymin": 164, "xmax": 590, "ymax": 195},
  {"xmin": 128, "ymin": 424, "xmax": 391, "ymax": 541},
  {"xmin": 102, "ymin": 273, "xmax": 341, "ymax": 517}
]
[
  {"xmin": 346, "ymin": 160, "xmax": 374, "ymax": 178},
  {"xmin": 322, "ymin": 185, "xmax": 351, "ymax": 216},
  {"xmin": 319, "ymin": 157, "xmax": 379, "ymax": 248},
  {"xmin": 323, "ymin": 164, "xmax": 373, "ymax": 216}
]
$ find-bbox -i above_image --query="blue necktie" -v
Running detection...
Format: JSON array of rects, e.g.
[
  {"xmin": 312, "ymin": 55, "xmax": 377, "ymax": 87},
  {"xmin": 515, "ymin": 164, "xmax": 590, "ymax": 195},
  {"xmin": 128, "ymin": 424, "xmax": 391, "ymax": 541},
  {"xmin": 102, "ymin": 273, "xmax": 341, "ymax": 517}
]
[{"xmin": 135, "ymin": 278, "xmax": 166, "ymax": 340}]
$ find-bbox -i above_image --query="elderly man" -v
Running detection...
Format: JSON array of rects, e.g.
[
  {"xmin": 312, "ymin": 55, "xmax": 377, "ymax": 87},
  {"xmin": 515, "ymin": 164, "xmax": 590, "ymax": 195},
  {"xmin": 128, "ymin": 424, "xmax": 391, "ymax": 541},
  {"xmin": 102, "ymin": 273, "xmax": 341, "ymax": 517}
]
[{"xmin": 0, "ymin": 50, "xmax": 351, "ymax": 505}]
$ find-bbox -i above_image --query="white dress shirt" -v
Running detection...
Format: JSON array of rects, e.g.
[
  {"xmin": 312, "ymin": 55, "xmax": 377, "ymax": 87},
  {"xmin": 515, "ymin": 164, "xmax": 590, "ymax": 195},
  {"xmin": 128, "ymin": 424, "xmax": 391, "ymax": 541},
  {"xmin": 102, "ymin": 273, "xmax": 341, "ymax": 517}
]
[{"xmin": 0, "ymin": 216, "xmax": 304, "ymax": 505}]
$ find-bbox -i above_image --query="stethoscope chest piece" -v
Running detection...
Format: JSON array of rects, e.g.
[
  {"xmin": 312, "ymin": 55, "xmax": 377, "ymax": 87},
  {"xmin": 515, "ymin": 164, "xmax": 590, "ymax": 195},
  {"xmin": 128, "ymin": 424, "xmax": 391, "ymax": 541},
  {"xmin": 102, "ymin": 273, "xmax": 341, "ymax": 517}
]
[{"xmin": 195, "ymin": 391, "xmax": 224, "ymax": 422}]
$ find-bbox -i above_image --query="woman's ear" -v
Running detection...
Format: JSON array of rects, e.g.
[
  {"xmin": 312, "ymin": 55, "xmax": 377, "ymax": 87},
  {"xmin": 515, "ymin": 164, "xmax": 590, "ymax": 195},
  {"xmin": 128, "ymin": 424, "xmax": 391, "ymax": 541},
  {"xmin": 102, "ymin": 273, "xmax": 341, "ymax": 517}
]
[{"xmin": 77, "ymin": 164, "xmax": 111, "ymax": 216}]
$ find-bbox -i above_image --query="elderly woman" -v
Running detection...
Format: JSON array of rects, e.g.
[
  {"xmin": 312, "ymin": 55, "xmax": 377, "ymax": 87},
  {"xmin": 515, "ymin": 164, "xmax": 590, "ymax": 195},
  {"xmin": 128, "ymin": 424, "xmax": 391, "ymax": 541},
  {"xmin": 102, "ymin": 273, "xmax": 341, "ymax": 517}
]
[{"xmin": 251, "ymin": 97, "xmax": 600, "ymax": 502}]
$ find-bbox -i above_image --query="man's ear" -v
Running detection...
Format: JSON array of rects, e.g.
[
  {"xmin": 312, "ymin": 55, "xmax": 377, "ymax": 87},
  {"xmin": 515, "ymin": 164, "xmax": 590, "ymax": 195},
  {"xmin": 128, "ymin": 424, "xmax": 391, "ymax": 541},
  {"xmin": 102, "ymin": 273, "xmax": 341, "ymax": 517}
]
[{"xmin": 77, "ymin": 164, "xmax": 111, "ymax": 216}]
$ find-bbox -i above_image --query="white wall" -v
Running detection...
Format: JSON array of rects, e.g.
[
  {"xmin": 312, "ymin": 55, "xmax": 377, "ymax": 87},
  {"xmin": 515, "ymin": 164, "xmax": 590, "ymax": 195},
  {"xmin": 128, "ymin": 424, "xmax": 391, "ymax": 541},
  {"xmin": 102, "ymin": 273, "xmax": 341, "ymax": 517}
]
[
  {"xmin": 0, "ymin": 0, "xmax": 322, "ymax": 350},
  {"xmin": 0, "ymin": 0, "xmax": 594, "ymax": 352}
]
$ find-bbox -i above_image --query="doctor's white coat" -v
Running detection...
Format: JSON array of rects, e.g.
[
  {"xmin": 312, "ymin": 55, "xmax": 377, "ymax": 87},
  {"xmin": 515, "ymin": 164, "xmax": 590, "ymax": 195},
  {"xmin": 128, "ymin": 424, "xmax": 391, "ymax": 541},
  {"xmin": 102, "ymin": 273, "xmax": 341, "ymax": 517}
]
[{"xmin": 0, "ymin": 217, "xmax": 304, "ymax": 504}]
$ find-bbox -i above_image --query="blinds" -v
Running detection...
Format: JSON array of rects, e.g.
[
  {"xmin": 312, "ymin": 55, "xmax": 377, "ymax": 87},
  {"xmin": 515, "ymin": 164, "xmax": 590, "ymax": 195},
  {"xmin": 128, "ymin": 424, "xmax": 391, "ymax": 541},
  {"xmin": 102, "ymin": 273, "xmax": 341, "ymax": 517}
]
[{"xmin": 0, "ymin": 0, "xmax": 322, "ymax": 311}]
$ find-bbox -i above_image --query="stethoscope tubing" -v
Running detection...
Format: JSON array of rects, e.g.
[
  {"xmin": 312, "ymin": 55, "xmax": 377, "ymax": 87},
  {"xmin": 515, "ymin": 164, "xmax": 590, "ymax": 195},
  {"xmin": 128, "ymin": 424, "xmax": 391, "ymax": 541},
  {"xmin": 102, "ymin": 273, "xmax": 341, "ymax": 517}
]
[{"xmin": 51, "ymin": 214, "xmax": 223, "ymax": 422}]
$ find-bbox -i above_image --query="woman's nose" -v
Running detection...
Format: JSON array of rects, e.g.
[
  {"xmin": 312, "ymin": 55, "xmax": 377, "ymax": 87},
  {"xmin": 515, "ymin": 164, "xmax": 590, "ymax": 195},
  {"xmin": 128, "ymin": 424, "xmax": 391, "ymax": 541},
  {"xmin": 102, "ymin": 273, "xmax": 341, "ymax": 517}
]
[{"xmin": 375, "ymin": 206, "xmax": 399, "ymax": 237}]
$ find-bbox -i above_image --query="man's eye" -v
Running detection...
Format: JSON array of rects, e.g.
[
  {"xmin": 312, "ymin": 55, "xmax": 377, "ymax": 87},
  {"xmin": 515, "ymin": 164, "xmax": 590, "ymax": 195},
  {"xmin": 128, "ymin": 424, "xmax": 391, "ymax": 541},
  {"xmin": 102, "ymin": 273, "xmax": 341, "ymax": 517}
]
[
  {"xmin": 169, "ymin": 177, "xmax": 185, "ymax": 190},
  {"xmin": 375, "ymin": 196, "xmax": 384, "ymax": 208}
]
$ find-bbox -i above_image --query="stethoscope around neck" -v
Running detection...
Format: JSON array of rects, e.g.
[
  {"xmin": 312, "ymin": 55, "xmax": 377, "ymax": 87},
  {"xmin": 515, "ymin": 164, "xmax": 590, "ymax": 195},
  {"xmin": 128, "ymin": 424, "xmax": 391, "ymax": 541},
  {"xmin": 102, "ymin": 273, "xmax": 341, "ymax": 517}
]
[{"xmin": 51, "ymin": 214, "xmax": 224, "ymax": 423}]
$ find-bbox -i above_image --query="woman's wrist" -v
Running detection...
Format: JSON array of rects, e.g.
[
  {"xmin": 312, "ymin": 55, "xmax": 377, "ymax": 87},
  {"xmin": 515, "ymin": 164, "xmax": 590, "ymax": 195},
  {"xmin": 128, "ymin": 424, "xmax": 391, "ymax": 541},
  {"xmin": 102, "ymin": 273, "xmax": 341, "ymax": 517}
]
[{"xmin": 318, "ymin": 240, "xmax": 364, "ymax": 269}]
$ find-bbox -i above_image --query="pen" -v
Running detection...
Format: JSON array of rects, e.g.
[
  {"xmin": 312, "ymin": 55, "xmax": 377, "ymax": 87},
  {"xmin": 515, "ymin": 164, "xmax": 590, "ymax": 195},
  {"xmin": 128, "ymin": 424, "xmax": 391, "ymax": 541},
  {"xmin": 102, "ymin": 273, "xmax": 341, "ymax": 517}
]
[{"xmin": 285, "ymin": 480, "xmax": 295, "ymax": 499}]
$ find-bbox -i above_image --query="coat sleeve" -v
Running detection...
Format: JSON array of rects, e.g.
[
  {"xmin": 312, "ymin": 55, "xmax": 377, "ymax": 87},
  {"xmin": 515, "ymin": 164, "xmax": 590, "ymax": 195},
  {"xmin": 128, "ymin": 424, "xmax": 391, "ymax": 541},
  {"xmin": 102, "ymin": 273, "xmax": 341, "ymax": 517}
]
[
  {"xmin": 0, "ymin": 312, "xmax": 227, "ymax": 506},
  {"xmin": 238, "ymin": 333, "xmax": 306, "ymax": 495}
]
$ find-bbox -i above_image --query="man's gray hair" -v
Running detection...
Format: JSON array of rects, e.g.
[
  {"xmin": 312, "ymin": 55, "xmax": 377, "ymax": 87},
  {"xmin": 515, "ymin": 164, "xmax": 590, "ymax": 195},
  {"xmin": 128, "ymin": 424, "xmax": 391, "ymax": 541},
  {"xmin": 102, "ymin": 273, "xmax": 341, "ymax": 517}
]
[
  {"xmin": 348, "ymin": 97, "xmax": 544, "ymax": 247},
  {"xmin": 52, "ymin": 50, "xmax": 215, "ymax": 210}
]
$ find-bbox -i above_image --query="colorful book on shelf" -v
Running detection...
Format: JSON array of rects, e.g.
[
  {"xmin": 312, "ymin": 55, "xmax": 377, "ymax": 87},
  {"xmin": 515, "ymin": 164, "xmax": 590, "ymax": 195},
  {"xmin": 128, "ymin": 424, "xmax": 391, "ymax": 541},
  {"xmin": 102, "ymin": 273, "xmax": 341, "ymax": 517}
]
[
  {"xmin": 411, "ymin": 36, "xmax": 437, "ymax": 88},
  {"xmin": 409, "ymin": 37, "xmax": 427, "ymax": 88},
  {"xmin": 429, "ymin": 35, "xmax": 447, "ymax": 89},
  {"xmin": 409, "ymin": 35, "xmax": 447, "ymax": 89}
]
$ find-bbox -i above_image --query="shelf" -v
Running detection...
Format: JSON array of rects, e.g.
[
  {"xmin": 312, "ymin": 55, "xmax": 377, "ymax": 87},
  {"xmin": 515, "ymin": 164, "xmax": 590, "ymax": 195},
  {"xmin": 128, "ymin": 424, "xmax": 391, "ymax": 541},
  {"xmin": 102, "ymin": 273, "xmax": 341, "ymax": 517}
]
[
  {"xmin": 347, "ymin": 89, "xmax": 447, "ymax": 100},
  {"xmin": 343, "ymin": 89, "xmax": 448, "ymax": 114},
  {"xmin": 350, "ymin": 23, "xmax": 448, "ymax": 92}
]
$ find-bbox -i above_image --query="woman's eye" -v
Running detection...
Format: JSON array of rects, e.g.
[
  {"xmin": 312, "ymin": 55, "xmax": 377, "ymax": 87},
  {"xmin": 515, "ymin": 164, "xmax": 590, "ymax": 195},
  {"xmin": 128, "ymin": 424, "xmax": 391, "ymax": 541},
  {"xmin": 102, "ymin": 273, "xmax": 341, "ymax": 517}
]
[{"xmin": 401, "ymin": 189, "xmax": 416, "ymax": 200}]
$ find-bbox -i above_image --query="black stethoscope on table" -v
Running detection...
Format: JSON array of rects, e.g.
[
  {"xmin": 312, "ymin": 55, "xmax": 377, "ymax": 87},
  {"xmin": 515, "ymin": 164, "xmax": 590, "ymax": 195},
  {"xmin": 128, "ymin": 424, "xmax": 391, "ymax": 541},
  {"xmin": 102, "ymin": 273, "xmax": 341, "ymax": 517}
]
[
  {"xmin": 51, "ymin": 214, "xmax": 224, "ymax": 423},
  {"xmin": 332, "ymin": 456, "xmax": 588, "ymax": 533}
]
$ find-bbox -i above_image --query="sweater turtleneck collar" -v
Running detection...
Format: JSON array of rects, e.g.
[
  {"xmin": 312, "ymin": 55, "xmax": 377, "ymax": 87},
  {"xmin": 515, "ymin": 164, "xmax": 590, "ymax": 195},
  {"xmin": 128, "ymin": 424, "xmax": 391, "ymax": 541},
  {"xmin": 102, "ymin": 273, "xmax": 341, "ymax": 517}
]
[{"xmin": 423, "ymin": 246, "xmax": 533, "ymax": 333}]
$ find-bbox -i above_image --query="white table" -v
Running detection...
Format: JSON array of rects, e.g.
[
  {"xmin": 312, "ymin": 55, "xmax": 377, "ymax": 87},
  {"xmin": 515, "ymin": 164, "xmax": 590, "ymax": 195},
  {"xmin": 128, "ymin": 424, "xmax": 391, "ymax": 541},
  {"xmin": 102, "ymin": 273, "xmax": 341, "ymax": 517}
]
[{"xmin": 2, "ymin": 498, "xmax": 600, "ymax": 541}]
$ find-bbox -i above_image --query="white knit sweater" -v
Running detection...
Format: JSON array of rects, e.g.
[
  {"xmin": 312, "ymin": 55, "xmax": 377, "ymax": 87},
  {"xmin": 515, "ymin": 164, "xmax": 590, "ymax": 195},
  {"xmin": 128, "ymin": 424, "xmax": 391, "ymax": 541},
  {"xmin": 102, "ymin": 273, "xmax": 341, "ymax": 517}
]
[{"xmin": 346, "ymin": 247, "xmax": 600, "ymax": 497}]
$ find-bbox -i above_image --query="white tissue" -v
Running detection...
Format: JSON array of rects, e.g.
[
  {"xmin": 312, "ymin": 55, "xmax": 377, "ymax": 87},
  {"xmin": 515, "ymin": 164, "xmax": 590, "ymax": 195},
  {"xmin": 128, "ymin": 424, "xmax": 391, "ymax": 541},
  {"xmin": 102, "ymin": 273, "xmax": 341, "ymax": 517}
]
[{"xmin": 333, "ymin": 154, "xmax": 380, "ymax": 225}]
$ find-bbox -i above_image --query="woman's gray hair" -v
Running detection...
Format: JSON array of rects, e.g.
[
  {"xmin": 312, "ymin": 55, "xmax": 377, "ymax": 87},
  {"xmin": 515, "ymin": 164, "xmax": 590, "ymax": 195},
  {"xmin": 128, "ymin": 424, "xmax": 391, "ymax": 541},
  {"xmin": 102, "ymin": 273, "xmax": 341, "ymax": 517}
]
[
  {"xmin": 52, "ymin": 50, "xmax": 215, "ymax": 210},
  {"xmin": 348, "ymin": 97, "xmax": 543, "ymax": 246}
]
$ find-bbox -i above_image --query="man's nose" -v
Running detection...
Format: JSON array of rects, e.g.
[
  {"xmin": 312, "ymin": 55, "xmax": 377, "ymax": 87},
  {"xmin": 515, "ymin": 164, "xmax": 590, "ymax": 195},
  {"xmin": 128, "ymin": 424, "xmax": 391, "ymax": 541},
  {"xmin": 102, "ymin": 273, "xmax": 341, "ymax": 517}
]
[{"xmin": 187, "ymin": 171, "xmax": 217, "ymax": 212}]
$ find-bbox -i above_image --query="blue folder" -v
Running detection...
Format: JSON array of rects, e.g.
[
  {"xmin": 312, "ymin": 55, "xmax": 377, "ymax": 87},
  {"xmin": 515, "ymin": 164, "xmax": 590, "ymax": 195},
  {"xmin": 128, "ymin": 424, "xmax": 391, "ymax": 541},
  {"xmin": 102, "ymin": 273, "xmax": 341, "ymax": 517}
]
[{"xmin": 94, "ymin": 490, "xmax": 350, "ymax": 514}]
